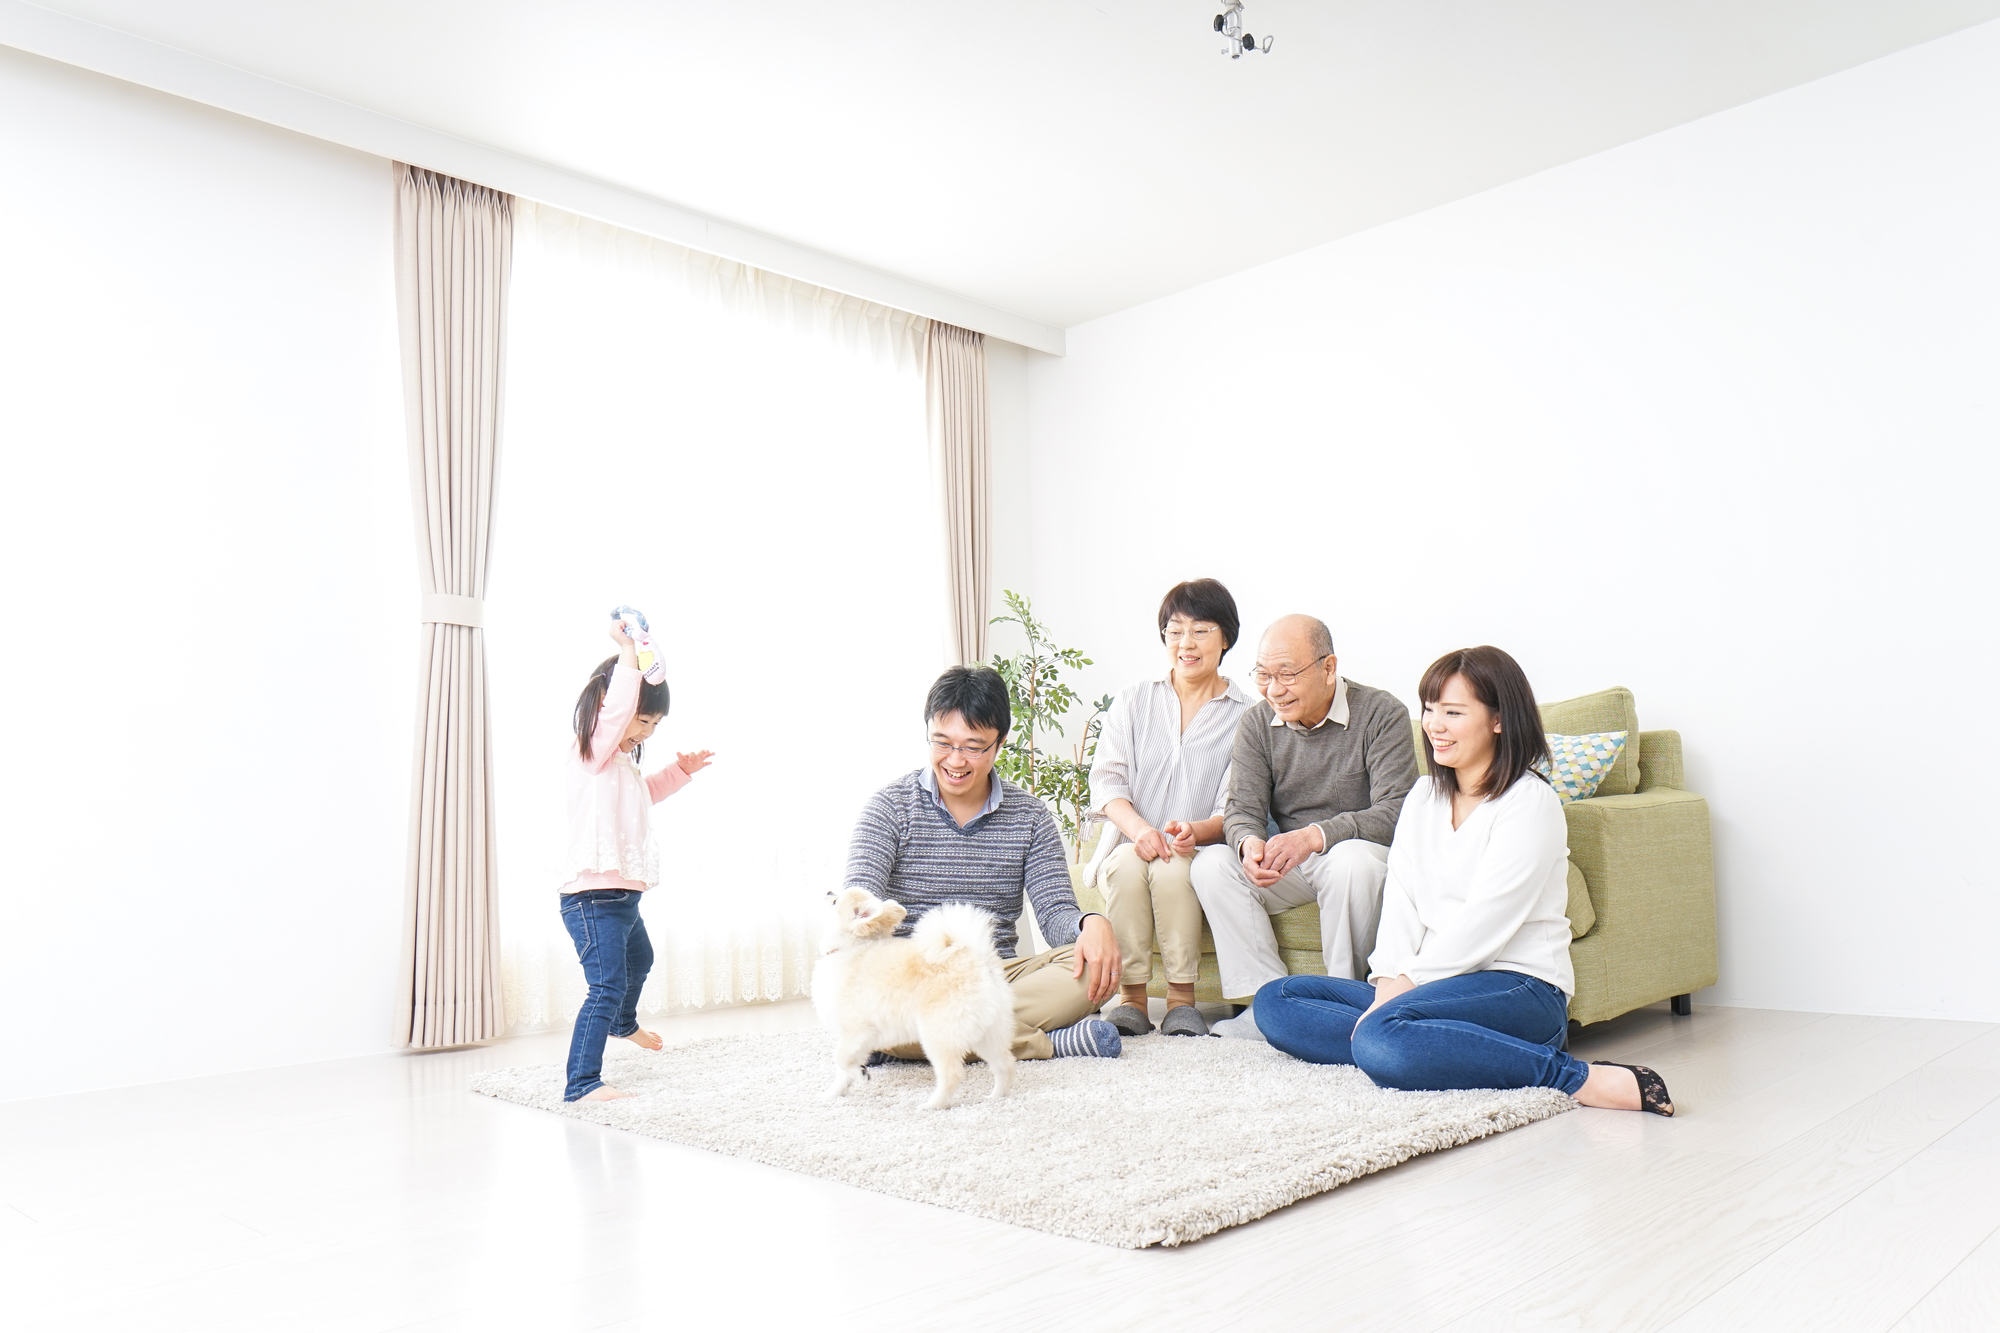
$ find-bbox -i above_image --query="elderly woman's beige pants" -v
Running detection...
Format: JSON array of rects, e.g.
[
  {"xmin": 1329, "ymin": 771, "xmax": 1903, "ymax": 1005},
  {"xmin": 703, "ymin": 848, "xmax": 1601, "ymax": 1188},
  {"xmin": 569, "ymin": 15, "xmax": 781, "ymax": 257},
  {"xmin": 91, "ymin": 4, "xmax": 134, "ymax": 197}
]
[{"xmin": 1099, "ymin": 842, "xmax": 1206, "ymax": 986}]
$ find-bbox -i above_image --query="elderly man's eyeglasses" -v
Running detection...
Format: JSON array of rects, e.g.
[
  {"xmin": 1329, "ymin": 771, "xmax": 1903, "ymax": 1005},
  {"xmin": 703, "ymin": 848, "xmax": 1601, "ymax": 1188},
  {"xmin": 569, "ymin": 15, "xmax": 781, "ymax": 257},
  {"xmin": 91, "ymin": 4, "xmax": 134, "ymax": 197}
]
[
  {"xmin": 929, "ymin": 737, "xmax": 999, "ymax": 758},
  {"xmin": 1250, "ymin": 654, "xmax": 1332, "ymax": 690}
]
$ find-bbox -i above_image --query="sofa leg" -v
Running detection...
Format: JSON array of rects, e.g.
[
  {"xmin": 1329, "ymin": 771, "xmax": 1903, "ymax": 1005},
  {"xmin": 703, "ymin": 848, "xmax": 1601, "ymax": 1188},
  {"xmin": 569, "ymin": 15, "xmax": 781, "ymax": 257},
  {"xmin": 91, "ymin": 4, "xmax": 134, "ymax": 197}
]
[{"xmin": 1671, "ymin": 994, "xmax": 1692, "ymax": 1017}]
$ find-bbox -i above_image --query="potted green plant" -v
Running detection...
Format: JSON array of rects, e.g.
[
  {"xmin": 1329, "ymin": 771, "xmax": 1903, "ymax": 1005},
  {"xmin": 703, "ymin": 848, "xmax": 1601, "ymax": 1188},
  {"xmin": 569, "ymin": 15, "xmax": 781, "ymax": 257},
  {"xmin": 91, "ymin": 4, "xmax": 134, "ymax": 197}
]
[{"xmin": 987, "ymin": 590, "xmax": 1113, "ymax": 862}]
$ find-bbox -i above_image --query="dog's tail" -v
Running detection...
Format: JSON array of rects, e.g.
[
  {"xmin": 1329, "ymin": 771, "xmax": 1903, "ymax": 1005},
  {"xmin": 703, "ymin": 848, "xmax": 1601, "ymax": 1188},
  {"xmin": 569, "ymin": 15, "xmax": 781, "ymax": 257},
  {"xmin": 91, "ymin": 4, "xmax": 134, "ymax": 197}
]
[{"xmin": 911, "ymin": 903, "xmax": 998, "ymax": 965}]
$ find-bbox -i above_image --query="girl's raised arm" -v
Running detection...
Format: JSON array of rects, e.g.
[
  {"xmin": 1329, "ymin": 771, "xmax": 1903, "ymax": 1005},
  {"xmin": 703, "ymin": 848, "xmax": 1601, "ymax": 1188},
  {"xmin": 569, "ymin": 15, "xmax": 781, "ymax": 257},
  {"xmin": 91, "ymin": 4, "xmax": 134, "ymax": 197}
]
[{"xmin": 584, "ymin": 665, "xmax": 641, "ymax": 773}]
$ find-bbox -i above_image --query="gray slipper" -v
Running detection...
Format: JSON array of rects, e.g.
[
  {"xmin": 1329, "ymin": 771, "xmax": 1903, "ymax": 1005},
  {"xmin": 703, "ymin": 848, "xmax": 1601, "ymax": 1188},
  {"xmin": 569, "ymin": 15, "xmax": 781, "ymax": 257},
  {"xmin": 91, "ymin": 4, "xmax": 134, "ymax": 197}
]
[
  {"xmin": 1159, "ymin": 1005, "xmax": 1211, "ymax": 1037},
  {"xmin": 1104, "ymin": 1003, "xmax": 1155, "ymax": 1037}
]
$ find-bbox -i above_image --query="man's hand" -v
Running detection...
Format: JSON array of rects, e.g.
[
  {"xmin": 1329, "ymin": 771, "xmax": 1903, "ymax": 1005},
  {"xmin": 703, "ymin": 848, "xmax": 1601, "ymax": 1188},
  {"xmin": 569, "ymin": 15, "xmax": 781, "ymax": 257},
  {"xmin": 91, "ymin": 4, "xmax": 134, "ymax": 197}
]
[
  {"xmin": 1354, "ymin": 974, "xmax": 1417, "ymax": 1032},
  {"xmin": 1259, "ymin": 825, "xmax": 1325, "ymax": 880},
  {"xmin": 1163, "ymin": 820, "xmax": 1198, "ymax": 859},
  {"xmin": 1131, "ymin": 826, "xmax": 1170, "ymax": 863},
  {"xmin": 1070, "ymin": 914, "xmax": 1120, "ymax": 1007},
  {"xmin": 1241, "ymin": 837, "xmax": 1281, "ymax": 887}
]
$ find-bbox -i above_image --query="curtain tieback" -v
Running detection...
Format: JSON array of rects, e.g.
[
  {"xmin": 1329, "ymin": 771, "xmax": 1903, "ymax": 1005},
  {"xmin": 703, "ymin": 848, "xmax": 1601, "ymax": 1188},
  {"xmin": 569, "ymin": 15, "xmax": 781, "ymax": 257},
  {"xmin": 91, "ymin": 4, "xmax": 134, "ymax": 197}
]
[{"xmin": 421, "ymin": 592, "xmax": 485, "ymax": 627}]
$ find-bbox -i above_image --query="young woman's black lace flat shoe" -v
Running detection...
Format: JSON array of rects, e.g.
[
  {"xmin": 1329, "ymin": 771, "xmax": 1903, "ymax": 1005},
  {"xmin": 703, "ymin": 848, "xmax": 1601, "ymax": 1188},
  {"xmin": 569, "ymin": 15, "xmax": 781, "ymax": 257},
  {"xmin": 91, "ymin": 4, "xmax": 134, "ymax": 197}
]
[{"xmin": 1590, "ymin": 1061, "xmax": 1675, "ymax": 1116}]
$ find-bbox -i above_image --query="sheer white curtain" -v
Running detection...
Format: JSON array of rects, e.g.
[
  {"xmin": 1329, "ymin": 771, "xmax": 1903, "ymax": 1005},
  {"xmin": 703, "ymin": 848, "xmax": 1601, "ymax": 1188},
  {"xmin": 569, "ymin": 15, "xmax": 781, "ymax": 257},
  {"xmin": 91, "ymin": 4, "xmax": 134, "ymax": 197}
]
[{"xmin": 489, "ymin": 203, "xmax": 941, "ymax": 1032}]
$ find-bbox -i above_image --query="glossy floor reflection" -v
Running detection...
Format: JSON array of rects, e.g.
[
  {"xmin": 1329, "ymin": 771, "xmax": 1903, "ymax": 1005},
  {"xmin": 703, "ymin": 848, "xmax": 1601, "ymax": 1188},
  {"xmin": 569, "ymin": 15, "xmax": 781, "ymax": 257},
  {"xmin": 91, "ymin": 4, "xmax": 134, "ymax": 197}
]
[{"xmin": 4, "ymin": 1000, "xmax": 1997, "ymax": 1332}]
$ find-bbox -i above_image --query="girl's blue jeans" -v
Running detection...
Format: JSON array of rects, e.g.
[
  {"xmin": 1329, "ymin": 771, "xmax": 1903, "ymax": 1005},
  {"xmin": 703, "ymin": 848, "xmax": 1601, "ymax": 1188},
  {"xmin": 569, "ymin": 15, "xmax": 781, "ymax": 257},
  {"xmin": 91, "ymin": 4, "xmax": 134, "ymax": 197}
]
[
  {"xmin": 1254, "ymin": 969, "xmax": 1590, "ymax": 1096},
  {"xmin": 559, "ymin": 889, "xmax": 654, "ymax": 1102}
]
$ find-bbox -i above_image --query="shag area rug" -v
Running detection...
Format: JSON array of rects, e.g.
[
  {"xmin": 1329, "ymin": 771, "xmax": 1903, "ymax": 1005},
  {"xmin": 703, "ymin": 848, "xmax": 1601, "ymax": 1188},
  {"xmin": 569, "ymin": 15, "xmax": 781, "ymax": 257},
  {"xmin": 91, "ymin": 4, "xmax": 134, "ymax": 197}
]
[{"xmin": 471, "ymin": 1030, "xmax": 1572, "ymax": 1248}]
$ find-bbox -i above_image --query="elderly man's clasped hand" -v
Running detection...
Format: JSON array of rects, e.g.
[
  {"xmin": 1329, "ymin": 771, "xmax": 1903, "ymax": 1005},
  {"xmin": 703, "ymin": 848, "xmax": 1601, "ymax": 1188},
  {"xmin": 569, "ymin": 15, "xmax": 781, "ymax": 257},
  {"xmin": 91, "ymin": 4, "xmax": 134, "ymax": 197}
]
[{"xmin": 1238, "ymin": 823, "xmax": 1326, "ymax": 887}]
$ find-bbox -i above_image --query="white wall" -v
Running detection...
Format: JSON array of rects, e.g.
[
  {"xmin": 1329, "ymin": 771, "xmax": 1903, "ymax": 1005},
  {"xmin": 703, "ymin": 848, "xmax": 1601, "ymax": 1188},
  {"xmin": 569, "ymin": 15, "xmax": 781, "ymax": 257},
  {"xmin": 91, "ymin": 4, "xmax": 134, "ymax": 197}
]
[
  {"xmin": 0, "ymin": 49, "xmax": 409, "ymax": 1100},
  {"xmin": 1012, "ymin": 21, "xmax": 2000, "ymax": 1021},
  {"xmin": 986, "ymin": 337, "xmax": 1042, "ymax": 635}
]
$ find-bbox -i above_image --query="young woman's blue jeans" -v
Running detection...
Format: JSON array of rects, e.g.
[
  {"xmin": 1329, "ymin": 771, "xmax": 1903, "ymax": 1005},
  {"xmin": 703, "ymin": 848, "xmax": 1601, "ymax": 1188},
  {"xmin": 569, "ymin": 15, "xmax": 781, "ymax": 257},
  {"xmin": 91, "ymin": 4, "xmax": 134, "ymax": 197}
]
[
  {"xmin": 559, "ymin": 889, "xmax": 655, "ymax": 1101},
  {"xmin": 1254, "ymin": 970, "xmax": 1589, "ymax": 1095}
]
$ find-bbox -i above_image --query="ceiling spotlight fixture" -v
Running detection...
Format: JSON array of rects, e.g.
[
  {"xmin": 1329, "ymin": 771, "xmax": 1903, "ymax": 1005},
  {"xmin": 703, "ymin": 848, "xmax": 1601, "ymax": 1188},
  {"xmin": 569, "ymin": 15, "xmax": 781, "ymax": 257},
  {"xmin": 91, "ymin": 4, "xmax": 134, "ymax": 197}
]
[{"xmin": 1213, "ymin": 1, "xmax": 1273, "ymax": 58}]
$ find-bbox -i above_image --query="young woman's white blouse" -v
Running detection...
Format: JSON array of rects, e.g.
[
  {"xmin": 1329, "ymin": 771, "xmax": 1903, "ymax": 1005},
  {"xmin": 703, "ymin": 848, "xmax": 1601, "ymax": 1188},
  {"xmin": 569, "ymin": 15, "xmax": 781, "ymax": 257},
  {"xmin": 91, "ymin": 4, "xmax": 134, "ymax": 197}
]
[{"xmin": 1367, "ymin": 772, "xmax": 1575, "ymax": 995}]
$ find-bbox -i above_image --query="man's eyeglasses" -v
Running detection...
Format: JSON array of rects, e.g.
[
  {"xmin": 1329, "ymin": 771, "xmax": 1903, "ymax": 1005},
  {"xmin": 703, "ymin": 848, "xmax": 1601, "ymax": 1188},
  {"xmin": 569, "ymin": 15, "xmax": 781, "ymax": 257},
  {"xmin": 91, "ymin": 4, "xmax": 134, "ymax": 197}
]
[
  {"xmin": 929, "ymin": 737, "xmax": 998, "ymax": 758},
  {"xmin": 1250, "ymin": 654, "xmax": 1332, "ymax": 690}
]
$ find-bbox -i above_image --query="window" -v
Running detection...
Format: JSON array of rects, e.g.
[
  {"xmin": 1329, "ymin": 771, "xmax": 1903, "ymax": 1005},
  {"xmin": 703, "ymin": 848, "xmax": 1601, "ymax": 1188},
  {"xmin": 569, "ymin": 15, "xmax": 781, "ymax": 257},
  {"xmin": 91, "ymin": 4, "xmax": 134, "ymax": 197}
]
[{"xmin": 488, "ymin": 206, "xmax": 942, "ymax": 1027}]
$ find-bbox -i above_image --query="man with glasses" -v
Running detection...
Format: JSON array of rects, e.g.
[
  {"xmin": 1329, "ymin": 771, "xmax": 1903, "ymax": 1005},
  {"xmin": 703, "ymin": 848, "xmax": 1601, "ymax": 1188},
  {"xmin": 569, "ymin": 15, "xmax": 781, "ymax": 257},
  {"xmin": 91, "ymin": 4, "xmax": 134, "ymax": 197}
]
[
  {"xmin": 1192, "ymin": 615, "xmax": 1419, "ymax": 1040},
  {"xmin": 841, "ymin": 664, "xmax": 1126, "ymax": 1061}
]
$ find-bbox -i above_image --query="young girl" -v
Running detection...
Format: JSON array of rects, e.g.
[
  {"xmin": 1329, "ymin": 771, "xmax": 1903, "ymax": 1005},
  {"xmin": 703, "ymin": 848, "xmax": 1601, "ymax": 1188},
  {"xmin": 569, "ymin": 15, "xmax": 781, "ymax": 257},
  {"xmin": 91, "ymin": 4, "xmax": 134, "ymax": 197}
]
[{"xmin": 559, "ymin": 621, "xmax": 714, "ymax": 1103}]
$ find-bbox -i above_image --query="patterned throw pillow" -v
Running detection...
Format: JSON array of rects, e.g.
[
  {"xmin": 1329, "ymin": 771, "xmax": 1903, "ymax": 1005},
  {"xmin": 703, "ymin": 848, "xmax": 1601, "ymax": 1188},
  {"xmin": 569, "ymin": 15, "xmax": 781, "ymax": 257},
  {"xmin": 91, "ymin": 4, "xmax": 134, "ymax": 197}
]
[{"xmin": 1538, "ymin": 731, "xmax": 1630, "ymax": 804}]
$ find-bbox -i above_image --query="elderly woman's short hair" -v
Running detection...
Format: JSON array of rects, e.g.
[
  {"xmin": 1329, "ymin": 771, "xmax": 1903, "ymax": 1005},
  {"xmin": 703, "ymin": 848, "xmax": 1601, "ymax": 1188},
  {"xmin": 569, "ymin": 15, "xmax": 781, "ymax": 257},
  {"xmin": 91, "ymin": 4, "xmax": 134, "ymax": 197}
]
[{"xmin": 1156, "ymin": 578, "xmax": 1242, "ymax": 655}]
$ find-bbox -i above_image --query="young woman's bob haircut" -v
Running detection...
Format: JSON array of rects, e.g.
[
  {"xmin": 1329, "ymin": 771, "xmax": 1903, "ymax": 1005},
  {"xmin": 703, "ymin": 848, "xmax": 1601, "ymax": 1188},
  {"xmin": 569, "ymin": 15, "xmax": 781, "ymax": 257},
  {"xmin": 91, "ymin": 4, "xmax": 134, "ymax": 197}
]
[
  {"xmin": 925, "ymin": 664, "xmax": 1012, "ymax": 744},
  {"xmin": 1417, "ymin": 645, "xmax": 1550, "ymax": 802},
  {"xmin": 1156, "ymin": 578, "xmax": 1241, "ymax": 656},
  {"xmin": 574, "ymin": 655, "xmax": 671, "ymax": 762}
]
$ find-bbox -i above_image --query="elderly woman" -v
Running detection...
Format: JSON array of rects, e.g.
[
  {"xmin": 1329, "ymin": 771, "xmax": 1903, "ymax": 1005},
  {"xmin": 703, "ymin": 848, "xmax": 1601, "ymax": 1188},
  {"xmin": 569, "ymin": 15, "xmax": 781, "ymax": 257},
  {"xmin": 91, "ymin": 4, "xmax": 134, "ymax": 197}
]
[
  {"xmin": 1084, "ymin": 579, "xmax": 1255, "ymax": 1038},
  {"xmin": 1253, "ymin": 646, "xmax": 1675, "ymax": 1115}
]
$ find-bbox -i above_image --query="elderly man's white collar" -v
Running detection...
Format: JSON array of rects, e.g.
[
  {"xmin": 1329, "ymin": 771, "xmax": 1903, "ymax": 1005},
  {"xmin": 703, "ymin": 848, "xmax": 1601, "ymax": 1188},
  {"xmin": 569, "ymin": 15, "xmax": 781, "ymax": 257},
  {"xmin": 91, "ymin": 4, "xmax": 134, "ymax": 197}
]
[
  {"xmin": 1269, "ymin": 675, "xmax": 1349, "ymax": 733},
  {"xmin": 918, "ymin": 764, "xmax": 1005, "ymax": 821}
]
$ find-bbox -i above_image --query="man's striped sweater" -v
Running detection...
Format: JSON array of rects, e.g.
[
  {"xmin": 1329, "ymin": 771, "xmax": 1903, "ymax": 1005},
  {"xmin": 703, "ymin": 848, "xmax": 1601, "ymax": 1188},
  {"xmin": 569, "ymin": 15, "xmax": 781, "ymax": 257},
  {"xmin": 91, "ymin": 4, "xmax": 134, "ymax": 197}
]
[{"xmin": 841, "ymin": 769, "xmax": 1084, "ymax": 959}]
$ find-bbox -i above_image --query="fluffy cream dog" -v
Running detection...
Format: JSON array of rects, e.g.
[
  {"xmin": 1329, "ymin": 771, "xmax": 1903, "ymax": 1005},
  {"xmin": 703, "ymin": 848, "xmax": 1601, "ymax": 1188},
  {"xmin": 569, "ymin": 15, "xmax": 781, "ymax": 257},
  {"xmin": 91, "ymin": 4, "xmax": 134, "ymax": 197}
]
[{"xmin": 812, "ymin": 888, "xmax": 1016, "ymax": 1110}]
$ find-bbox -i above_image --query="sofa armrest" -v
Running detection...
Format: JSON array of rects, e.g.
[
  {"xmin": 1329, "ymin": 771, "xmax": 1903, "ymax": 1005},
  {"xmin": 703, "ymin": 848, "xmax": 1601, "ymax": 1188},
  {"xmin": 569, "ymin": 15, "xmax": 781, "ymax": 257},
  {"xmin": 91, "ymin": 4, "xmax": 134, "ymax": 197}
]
[
  {"xmin": 1562, "ymin": 789, "xmax": 1718, "ymax": 1023},
  {"xmin": 1636, "ymin": 729, "xmax": 1684, "ymax": 792},
  {"xmin": 1069, "ymin": 863, "xmax": 1106, "ymax": 917}
]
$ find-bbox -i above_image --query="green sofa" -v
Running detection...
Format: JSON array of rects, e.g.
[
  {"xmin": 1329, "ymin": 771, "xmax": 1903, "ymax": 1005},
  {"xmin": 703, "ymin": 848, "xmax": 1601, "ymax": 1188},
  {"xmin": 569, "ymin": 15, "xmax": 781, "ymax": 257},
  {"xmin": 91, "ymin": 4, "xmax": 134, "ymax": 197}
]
[{"xmin": 1069, "ymin": 686, "xmax": 1719, "ymax": 1028}]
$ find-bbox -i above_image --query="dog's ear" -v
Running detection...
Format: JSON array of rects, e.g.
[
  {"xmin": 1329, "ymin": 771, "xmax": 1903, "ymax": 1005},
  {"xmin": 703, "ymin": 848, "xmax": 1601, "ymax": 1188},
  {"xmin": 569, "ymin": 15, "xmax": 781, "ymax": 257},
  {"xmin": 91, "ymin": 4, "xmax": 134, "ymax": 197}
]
[{"xmin": 855, "ymin": 899, "xmax": 906, "ymax": 937}]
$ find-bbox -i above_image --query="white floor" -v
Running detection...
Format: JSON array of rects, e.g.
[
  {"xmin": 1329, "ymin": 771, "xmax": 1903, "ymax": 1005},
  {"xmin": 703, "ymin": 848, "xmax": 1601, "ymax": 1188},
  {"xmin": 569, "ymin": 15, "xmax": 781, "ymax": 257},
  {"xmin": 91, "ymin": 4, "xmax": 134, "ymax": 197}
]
[{"xmin": 5, "ymin": 1001, "xmax": 1999, "ymax": 1333}]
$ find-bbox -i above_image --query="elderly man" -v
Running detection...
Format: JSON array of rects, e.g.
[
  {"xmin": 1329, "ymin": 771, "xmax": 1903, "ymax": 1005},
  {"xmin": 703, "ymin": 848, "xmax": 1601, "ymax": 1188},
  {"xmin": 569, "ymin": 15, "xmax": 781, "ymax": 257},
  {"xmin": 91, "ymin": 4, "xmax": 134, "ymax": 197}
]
[
  {"xmin": 843, "ymin": 664, "xmax": 1125, "ymax": 1060},
  {"xmin": 1191, "ymin": 615, "xmax": 1419, "ymax": 1040}
]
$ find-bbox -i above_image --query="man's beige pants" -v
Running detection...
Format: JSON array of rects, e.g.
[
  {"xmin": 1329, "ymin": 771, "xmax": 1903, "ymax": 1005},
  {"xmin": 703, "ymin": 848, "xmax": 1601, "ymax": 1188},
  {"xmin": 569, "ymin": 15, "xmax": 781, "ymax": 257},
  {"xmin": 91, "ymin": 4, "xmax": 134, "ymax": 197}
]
[
  {"xmin": 884, "ymin": 946, "xmax": 1098, "ymax": 1061},
  {"xmin": 1099, "ymin": 843, "xmax": 1205, "ymax": 986},
  {"xmin": 1190, "ymin": 839, "xmax": 1391, "ymax": 999}
]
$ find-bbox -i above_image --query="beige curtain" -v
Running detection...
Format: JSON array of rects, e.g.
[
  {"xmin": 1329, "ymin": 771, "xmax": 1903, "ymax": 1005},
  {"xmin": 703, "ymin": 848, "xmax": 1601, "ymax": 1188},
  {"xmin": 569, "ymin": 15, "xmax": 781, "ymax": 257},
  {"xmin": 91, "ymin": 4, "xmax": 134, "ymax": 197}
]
[
  {"xmin": 925, "ymin": 320, "xmax": 991, "ymax": 665},
  {"xmin": 393, "ymin": 163, "xmax": 512, "ymax": 1049}
]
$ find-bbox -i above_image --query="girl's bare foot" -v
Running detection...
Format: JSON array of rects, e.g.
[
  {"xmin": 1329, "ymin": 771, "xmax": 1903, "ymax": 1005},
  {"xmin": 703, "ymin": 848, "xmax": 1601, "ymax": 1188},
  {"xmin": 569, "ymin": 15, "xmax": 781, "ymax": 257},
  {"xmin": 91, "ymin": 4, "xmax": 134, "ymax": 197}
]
[
  {"xmin": 616, "ymin": 1028, "xmax": 663, "ymax": 1051},
  {"xmin": 578, "ymin": 1085, "xmax": 633, "ymax": 1102}
]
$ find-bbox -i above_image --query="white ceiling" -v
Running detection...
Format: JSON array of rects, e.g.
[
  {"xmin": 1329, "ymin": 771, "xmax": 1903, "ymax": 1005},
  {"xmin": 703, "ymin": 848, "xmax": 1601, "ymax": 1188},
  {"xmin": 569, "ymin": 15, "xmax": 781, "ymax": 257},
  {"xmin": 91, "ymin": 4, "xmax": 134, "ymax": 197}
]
[{"xmin": 28, "ymin": 0, "xmax": 2000, "ymax": 328}]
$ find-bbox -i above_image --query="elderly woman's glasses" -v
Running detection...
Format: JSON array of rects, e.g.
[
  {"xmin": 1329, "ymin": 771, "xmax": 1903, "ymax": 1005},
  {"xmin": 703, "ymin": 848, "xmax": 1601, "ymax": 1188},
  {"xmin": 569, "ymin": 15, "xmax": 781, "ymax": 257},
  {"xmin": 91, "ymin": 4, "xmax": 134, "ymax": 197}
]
[
  {"xmin": 1164, "ymin": 623, "xmax": 1217, "ymax": 643},
  {"xmin": 1250, "ymin": 654, "xmax": 1331, "ymax": 690},
  {"xmin": 929, "ymin": 737, "xmax": 998, "ymax": 758}
]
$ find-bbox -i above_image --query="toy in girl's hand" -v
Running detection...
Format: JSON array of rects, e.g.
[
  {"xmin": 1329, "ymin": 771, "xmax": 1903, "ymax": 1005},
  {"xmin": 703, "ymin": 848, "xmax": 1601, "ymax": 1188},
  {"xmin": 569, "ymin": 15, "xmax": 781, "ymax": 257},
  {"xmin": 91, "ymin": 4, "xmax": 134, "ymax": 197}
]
[{"xmin": 609, "ymin": 605, "xmax": 667, "ymax": 685}]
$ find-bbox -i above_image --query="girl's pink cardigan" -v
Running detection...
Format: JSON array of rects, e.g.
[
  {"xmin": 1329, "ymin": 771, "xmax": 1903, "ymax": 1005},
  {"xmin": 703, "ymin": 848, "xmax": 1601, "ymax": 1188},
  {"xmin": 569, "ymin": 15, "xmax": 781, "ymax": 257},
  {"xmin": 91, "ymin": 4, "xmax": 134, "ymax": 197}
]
[{"xmin": 561, "ymin": 664, "xmax": 692, "ymax": 893}]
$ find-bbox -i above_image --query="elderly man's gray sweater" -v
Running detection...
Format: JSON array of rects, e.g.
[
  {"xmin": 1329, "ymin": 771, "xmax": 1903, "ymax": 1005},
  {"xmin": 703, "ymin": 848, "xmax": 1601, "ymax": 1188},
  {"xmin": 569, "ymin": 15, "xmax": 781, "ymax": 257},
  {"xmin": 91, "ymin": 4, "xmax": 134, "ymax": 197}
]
[{"xmin": 1222, "ymin": 680, "xmax": 1420, "ymax": 854}]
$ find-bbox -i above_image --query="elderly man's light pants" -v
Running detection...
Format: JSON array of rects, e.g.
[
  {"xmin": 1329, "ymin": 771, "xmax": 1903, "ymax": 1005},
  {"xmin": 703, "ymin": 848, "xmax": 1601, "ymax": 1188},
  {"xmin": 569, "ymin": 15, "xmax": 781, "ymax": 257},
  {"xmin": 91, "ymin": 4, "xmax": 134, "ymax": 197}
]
[{"xmin": 1190, "ymin": 839, "xmax": 1391, "ymax": 1000}]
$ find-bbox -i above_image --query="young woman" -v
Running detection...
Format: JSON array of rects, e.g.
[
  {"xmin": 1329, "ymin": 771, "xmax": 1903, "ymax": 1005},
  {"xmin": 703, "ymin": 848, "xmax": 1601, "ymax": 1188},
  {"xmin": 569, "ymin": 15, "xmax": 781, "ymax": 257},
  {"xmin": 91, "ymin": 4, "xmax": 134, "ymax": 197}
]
[
  {"xmin": 1085, "ymin": 579, "xmax": 1255, "ymax": 1038},
  {"xmin": 1253, "ymin": 646, "xmax": 1674, "ymax": 1115}
]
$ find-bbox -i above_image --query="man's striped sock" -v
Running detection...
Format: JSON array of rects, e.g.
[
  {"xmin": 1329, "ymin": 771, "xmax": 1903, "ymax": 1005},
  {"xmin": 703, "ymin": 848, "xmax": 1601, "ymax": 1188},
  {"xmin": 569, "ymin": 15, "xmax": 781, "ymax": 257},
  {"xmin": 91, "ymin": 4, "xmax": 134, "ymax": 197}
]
[{"xmin": 1049, "ymin": 1017, "xmax": 1123, "ymax": 1058}]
